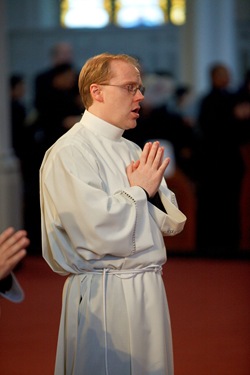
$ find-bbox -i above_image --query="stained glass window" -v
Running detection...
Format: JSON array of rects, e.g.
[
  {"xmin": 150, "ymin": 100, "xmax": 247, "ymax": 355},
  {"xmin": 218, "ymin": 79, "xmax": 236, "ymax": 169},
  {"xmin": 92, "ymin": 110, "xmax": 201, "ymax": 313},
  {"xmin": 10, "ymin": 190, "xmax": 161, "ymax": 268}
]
[{"xmin": 60, "ymin": 0, "xmax": 186, "ymax": 28}]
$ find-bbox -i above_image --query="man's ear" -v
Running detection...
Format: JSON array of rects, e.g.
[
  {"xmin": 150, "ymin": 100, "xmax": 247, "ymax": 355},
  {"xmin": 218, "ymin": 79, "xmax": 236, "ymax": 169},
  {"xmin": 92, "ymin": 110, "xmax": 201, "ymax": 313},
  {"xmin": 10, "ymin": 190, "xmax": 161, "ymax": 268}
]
[{"xmin": 90, "ymin": 84, "xmax": 103, "ymax": 102}]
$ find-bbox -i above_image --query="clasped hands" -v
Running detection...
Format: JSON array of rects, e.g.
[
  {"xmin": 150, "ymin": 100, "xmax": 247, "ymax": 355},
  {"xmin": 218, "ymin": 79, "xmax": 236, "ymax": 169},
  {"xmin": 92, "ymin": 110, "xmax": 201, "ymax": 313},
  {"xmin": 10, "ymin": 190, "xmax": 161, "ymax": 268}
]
[{"xmin": 126, "ymin": 141, "xmax": 170, "ymax": 198}]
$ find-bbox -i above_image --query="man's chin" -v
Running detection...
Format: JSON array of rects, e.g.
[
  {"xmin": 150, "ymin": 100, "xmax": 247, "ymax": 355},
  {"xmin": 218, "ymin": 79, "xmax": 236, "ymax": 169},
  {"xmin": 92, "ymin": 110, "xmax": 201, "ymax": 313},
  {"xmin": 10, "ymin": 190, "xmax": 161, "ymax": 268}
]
[{"xmin": 126, "ymin": 120, "xmax": 137, "ymax": 130}]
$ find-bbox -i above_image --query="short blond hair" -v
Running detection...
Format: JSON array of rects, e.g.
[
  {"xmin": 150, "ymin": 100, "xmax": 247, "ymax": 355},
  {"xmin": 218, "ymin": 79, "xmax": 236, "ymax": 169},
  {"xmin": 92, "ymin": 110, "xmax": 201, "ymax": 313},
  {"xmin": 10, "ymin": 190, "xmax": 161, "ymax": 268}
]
[{"xmin": 78, "ymin": 53, "xmax": 141, "ymax": 109}]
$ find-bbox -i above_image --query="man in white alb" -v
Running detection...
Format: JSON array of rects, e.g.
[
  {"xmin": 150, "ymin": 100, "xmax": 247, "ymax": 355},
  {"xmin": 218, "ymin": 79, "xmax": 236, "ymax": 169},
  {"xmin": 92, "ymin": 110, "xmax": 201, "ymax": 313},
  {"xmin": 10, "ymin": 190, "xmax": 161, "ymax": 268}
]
[{"xmin": 40, "ymin": 53, "xmax": 187, "ymax": 375}]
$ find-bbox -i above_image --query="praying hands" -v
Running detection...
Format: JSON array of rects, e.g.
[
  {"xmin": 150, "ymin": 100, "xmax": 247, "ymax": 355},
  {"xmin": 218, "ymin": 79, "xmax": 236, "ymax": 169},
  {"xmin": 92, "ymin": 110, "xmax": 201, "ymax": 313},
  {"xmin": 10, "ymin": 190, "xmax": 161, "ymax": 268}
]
[{"xmin": 126, "ymin": 141, "xmax": 170, "ymax": 198}]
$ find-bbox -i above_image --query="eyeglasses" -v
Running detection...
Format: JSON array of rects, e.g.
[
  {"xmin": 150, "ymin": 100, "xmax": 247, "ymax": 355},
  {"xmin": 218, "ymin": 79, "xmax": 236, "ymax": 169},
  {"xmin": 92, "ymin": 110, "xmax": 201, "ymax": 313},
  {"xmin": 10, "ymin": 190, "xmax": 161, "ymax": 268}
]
[{"xmin": 100, "ymin": 84, "xmax": 145, "ymax": 96}]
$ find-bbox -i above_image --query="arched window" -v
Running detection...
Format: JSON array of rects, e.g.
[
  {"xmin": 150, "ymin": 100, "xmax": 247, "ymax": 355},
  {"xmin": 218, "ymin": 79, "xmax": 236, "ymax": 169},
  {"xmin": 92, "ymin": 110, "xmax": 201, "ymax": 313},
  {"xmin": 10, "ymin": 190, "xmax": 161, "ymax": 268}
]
[{"xmin": 60, "ymin": 0, "xmax": 186, "ymax": 28}]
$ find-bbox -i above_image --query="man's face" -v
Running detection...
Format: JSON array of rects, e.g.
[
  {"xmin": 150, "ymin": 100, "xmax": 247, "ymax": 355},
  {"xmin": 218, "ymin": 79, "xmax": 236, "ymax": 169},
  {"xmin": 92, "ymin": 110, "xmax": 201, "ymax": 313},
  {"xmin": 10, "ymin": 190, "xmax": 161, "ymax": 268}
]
[{"xmin": 97, "ymin": 60, "xmax": 145, "ymax": 130}]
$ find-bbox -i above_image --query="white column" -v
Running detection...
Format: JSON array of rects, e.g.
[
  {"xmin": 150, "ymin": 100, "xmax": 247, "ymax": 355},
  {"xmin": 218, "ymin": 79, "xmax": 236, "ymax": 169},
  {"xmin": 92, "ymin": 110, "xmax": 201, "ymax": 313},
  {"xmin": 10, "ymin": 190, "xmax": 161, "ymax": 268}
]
[
  {"xmin": 0, "ymin": 0, "xmax": 23, "ymax": 231},
  {"xmin": 179, "ymin": 0, "xmax": 239, "ymax": 95}
]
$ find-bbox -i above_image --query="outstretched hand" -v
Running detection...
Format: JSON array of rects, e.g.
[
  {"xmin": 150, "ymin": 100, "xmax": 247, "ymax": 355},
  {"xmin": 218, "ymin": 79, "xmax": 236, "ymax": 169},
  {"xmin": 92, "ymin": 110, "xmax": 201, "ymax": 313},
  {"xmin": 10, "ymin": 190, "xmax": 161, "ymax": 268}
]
[
  {"xmin": 126, "ymin": 141, "xmax": 170, "ymax": 197},
  {"xmin": 0, "ymin": 227, "xmax": 29, "ymax": 280}
]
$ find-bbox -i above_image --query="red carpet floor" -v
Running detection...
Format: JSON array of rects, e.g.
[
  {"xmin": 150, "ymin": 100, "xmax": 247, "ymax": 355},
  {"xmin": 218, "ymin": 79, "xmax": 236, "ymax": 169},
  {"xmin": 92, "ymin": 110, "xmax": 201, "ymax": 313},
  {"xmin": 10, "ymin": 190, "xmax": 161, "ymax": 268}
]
[{"xmin": 0, "ymin": 256, "xmax": 249, "ymax": 375}]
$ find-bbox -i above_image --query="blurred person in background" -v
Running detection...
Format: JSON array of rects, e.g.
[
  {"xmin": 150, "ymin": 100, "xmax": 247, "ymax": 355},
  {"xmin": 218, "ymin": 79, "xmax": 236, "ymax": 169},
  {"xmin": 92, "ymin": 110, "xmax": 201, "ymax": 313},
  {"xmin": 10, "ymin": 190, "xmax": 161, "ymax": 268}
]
[
  {"xmin": 195, "ymin": 62, "xmax": 247, "ymax": 257},
  {"xmin": 34, "ymin": 41, "xmax": 75, "ymax": 112}
]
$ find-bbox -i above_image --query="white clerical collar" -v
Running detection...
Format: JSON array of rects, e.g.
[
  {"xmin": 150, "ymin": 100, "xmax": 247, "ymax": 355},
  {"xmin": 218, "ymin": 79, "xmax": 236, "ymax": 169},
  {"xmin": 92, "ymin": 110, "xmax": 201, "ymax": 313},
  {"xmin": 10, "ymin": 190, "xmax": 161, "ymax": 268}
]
[{"xmin": 80, "ymin": 110, "xmax": 124, "ymax": 141}]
